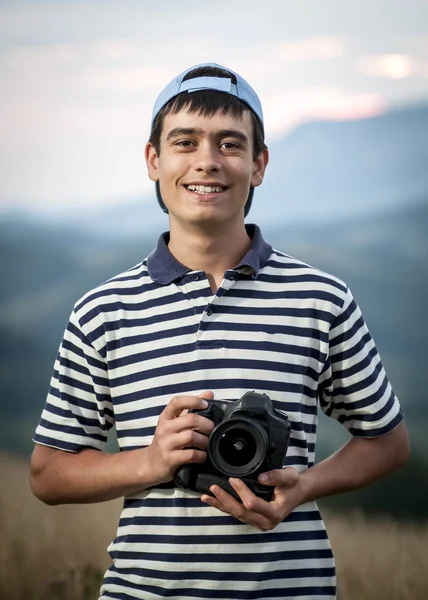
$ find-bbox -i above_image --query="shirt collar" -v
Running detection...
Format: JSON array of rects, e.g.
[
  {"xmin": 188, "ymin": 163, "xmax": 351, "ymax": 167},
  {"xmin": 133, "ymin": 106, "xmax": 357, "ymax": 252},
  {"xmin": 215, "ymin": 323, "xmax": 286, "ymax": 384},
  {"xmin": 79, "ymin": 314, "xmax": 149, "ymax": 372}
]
[{"xmin": 147, "ymin": 224, "xmax": 272, "ymax": 285}]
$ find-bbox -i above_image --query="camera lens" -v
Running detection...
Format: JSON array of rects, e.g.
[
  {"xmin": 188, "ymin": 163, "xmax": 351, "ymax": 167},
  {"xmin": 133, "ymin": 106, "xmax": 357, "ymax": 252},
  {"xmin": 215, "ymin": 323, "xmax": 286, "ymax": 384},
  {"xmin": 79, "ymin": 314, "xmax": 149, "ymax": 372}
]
[
  {"xmin": 218, "ymin": 428, "xmax": 257, "ymax": 467},
  {"xmin": 209, "ymin": 417, "xmax": 268, "ymax": 477}
]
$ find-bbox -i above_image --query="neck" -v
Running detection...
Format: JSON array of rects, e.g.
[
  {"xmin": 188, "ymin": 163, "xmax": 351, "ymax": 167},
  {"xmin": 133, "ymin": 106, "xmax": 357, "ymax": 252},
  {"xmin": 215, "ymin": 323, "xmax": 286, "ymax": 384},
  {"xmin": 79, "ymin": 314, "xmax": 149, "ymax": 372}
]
[{"xmin": 168, "ymin": 220, "xmax": 252, "ymax": 282}]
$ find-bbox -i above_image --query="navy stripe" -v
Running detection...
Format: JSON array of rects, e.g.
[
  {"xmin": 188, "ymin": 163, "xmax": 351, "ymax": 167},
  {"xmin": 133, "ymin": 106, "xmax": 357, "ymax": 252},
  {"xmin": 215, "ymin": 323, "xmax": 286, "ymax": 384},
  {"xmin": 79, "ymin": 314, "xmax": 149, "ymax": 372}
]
[
  {"xmin": 43, "ymin": 402, "xmax": 112, "ymax": 427},
  {"xmin": 39, "ymin": 417, "xmax": 107, "ymax": 441},
  {"xmin": 105, "ymin": 323, "xmax": 196, "ymax": 352},
  {"xmin": 330, "ymin": 330, "xmax": 372, "ymax": 363},
  {"xmin": 102, "ymin": 581, "xmax": 336, "ymax": 599},
  {"xmin": 75, "ymin": 279, "xmax": 160, "ymax": 312},
  {"xmin": 109, "ymin": 357, "xmax": 319, "ymax": 388},
  {"xmin": 62, "ymin": 339, "xmax": 108, "ymax": 371},
  {"xmin": 227, "ymin": 288, "xmax": 344, "ymax": 307},
  {"xmin": 331, "ymin": 344, "xmax": 378, "ymax": 379},
  {"xmin": 60, "ymin": 357, "xmax": 109, "ymax": 386},
  {"xmin": 215, "ymin": 304, "xmax": 335, "ymax": 323},
  {"xmin": 80, "ymin": 291, "xmax": 187, "ymax": 327},
  {"xmin": 332, "ymin": 368, "xmax": 388, "ymax": 405},
  {"xmin": 48, "ymin": 384, "xmax": 111, "ymax": 409},
  {"xmin": 198, "ymin": 321, "xmax": 329, "ymax": 342},
  {"xmin": 118, "ymin": 511, "xmax": 322, "ymax": 528},
  {"xmin": 33, "ymin": 433, "xmax": 101, "ymax": 452},
  {"xmin": 349, "ymin": 409, "xmax": 403, "ymax": 436},
  {"xmin": 110, "ymin": 548, "xmax": 334, "ymax": 563},
  {"xmin": 116, "ymin": 529, "xmax": 328, "ymax": 545},
  {"xmin": 112, "ymin": 378, "xmax": 318, "ymax": 406},
  {"xmin": 107, "ymin": 336, "xmax": 327, "ymax": 364},
  {"xmin": 108, "ymin": 565, "xmax": 336, "ymax": 581}
]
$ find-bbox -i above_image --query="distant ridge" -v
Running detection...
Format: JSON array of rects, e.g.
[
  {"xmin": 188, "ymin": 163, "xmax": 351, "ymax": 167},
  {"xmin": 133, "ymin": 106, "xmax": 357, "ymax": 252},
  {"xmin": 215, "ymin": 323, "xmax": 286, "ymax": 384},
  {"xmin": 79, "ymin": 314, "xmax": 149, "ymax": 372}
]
[{"xmin": 1, "ymin": 103, "xmax": 428, "ymax": 238}]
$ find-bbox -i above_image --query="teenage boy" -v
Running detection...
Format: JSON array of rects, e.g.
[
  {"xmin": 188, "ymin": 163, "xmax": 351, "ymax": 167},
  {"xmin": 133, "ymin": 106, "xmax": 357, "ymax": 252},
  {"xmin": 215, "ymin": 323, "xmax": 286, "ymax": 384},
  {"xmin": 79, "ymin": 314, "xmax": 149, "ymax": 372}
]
[{"xmin": 31, "ymin": 63, "xmax": 410, "ymax": 600}]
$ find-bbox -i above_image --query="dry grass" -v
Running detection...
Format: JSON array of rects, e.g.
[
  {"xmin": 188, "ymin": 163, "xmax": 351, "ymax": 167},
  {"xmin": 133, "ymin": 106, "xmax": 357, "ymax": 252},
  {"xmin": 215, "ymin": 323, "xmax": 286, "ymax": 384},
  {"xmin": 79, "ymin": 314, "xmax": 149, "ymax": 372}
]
[
  {"xmin": 1, "ymin": 452, "xmax": 427, "ymax": 600},
  {"xmin": 326, "ymin": 512, "xmax": 428, "ymax": 600},
  {"xmin": 0, "ymin": 452, "xmax": 121, "ymax": 600}
]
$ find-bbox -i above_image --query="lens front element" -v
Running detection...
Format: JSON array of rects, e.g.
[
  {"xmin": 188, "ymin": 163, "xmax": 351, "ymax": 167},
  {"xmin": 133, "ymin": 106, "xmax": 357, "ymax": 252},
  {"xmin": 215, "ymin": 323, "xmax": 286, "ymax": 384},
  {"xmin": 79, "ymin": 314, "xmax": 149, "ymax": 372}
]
[{"xmin": 209, "ymin": 417, "xmax": 268, "ymax": 477}]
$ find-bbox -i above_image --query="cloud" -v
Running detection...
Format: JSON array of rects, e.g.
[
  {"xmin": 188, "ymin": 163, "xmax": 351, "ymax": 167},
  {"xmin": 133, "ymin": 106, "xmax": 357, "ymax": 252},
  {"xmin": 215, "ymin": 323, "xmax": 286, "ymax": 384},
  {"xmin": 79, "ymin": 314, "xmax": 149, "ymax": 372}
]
[
  {"xmin": 274, "ymin": 37, "xmax": 344, "ymax": 63},
  {"xmin": 1, "ymin": 19, "xmax": 427, "ymax": 210},
  {"xmin": 263, "ymin": 86, "xmax": 386, "ymax": 140},
  {"xmin": 356, "ymin": 53, "xmax": 428, "ymax": 79},
  {"xmin": 1, "ymin": 43, "xmax": 81, "ymax": 70}
]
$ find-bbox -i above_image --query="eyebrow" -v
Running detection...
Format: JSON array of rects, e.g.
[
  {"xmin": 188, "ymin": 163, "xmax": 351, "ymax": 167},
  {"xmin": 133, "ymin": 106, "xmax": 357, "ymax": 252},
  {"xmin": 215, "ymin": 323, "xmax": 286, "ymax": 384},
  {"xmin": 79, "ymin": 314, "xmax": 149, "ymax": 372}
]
[{"xmin": 166, "ymin": 127, "xmax": 249, "ymax": 143}]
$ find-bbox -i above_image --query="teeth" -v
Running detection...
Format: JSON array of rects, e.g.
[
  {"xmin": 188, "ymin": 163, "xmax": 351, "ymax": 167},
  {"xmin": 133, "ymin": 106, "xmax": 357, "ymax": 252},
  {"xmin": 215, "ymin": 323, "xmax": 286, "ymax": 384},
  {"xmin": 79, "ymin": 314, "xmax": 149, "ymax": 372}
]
[{"xmin": 187, "ymin": 184, "xmax": 224, "ymax": 194}]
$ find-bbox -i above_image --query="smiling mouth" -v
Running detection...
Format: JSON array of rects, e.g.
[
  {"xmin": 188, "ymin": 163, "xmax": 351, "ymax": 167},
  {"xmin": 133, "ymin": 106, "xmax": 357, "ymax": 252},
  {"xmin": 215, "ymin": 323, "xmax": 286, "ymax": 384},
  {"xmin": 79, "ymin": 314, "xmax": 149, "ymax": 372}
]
[{"xmin": 185, "ymin": 184, "xmax": 227, "ymax": 195}]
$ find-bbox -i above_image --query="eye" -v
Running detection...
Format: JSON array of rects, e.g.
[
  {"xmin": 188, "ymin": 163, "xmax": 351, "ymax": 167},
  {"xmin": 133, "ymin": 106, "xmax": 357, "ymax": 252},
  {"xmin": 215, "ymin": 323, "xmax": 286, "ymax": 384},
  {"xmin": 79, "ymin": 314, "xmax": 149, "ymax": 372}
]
[
  {"xmin": 175, "ymin": 139, "xmax": 194, "ymax": 147},
  {"xmin": 220, "ymin": 141, "xmax": 240, "ymax": 150}
]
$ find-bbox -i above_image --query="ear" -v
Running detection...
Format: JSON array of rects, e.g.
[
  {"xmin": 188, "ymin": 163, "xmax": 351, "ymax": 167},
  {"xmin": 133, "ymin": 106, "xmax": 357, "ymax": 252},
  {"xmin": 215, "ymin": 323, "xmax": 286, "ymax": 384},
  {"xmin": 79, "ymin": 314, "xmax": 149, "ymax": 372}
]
[
  {"xmin": 251, "ymin": 148, "xmax": 269, "ymax": 188},
  {"xmin": 145, "ymin": 142, "xmax": 159, "ymax": 182}
]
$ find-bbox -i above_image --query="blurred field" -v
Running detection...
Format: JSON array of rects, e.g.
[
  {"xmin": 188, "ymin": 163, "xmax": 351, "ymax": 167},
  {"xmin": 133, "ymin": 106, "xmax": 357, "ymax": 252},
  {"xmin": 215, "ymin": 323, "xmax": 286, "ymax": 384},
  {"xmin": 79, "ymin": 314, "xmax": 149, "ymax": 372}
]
[{"xmin": 1, "ymin": 451, "xmax": 427, "ymax": 600}]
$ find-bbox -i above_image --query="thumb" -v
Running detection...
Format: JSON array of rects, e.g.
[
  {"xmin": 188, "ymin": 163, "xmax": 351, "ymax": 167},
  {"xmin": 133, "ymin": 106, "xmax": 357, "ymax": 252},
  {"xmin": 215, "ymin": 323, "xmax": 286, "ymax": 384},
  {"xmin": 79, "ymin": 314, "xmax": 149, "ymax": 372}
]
[
  {"xmin": 198, "ymin": 390, "xmax": 214, "ymax": 402},
  {"xmin": 258, "ymin": 467, "xmax": 299, "ymax": 488}
]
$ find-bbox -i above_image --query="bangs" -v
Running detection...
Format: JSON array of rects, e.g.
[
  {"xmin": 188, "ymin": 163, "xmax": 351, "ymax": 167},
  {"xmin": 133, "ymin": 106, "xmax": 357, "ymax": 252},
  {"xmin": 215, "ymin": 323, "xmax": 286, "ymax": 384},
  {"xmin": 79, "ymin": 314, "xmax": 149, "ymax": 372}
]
[{"xmin": 164, "ymin": 89, "xmax": 249, "ymax": 121}]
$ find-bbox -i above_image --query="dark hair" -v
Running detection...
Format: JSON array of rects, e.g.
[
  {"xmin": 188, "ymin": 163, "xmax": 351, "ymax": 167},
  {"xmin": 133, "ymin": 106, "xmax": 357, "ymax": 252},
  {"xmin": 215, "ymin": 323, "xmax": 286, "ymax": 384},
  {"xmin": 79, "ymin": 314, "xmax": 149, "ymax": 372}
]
[{"xmin": 149, "ymin": 66, "xmax": 266, "ymax": 217}]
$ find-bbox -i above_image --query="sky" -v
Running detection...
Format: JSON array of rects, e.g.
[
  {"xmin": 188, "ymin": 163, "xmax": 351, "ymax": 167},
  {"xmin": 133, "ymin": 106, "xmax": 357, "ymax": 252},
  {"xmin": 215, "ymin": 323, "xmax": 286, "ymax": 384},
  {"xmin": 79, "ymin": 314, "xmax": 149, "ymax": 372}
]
[{"xmin": 1, "ymin": 0, "xmax": 428, "ymax": 214}]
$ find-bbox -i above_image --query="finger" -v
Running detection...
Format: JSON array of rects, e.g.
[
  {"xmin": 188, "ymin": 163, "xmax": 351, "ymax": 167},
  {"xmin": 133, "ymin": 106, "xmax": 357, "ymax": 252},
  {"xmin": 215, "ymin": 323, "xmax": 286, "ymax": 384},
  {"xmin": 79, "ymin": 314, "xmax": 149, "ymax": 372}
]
[
  {"xmin": 228, "ymin": 478, "xmax": 274, "ymax": 519},
  {"xmin": 174, "ymin": 448, "xmax": 208, "ymax": 466},
  {"xmin": 203, "ymin": 485, "xmax": 243, "ymax": 517},
  {"xmin": 258, "ymin": 467, "xmax": 299, "ymax": 488},
  {"xmin": 217, "ymin": 481, "xmax": 281, "ymax": 531},
  {"xmin": 172, "ymin": 429, "xmax": 211, "ymax": 452},
  {"xmin": 199, "ymin": 391, "xmax": 215, "ymax": 401},
  {"xmin": 202, "ymin": 487, "xmax": 272, "ymax": 531},
  {"xmin": 180, "ymin": 391, "xmax": 213, "ymax": 416},
  {"xmin": 160, "ymin": 393, "xmax": 213, "ymax": 421},
  {"xmin": 172, "ymin": 412, "xmax": 215, "ymax": 436}
]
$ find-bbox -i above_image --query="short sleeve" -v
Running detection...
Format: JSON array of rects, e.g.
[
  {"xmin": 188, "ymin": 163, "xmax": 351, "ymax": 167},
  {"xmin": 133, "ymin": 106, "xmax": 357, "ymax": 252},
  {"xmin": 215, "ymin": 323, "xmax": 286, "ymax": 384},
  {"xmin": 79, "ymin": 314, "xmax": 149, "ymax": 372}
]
[
  {"xmin": 33, "ymin": 308, "xmax": 114, "ymax": 452},
  {"xmin": 319, "ymin": 286, "xmax": 404, "ymax": 437}
]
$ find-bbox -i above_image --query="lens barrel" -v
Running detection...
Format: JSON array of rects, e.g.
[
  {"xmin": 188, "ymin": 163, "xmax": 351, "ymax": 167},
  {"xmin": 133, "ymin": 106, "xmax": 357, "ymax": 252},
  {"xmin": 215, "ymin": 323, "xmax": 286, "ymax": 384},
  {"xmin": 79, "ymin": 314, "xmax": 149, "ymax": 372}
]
[{"xmin": 208, "ymin": 417, "xmax": 268, "ymax": 477}]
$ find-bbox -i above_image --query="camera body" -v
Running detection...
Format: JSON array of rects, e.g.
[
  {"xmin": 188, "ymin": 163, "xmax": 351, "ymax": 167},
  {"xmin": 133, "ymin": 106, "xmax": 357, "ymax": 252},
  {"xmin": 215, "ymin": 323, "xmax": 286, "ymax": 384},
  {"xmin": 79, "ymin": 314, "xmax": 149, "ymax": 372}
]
[{"xmin": 174, "ymin": 391, "xmax": 291, "ymax": 502}]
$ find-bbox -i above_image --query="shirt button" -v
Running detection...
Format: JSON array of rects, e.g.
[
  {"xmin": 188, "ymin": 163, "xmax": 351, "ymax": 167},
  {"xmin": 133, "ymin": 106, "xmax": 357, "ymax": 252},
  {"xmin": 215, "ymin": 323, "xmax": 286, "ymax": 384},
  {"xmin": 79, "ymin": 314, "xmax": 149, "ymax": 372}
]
[
  {"xmin": 191, "ymin": 273, "xmax": 200, "ymax": 281},
  {"xmin": 226, "ymin": 272, "xmax": 237, "ymax": 280},
  {"xmin": 206, "ymin": 305, "xmax": 213, "ymax": 316}
]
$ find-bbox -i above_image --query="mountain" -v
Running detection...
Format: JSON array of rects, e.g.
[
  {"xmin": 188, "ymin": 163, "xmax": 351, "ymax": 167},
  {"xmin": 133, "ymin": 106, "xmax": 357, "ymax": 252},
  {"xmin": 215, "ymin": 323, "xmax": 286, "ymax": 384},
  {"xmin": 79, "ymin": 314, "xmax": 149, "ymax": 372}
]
[
  {"xmin": 0, "ymin": 200, "xmax": 427, "ymax": 460},
  {"xmin": 251, "ymin": 104, "xmax": 428, "ymax": 228},
  {"xmin": 3, "ymin": 103, "xmax": 428, "ymax": 238}
]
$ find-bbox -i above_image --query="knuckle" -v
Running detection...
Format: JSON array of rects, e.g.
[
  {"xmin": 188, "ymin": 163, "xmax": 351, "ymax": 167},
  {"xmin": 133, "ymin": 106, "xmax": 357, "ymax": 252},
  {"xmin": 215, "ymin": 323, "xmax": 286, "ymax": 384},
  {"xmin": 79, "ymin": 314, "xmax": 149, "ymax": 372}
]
[
  {"xmin": 187, "ymin": 413, "xmax": 200, "ymax": 428},
  {"xmin": 188, "ymin": 449, "xmax": 203, "ymax": 463},
  {"xmin": 244, "ymin": 498, "xmax": 257, "ymax": 512},
  {"xmin": 156, "ymin": 422, "xmax": 170, "ymax": 437},
  {"xmin": 184, "ymin": 430, "xmax": 198, "ymax": 446}
]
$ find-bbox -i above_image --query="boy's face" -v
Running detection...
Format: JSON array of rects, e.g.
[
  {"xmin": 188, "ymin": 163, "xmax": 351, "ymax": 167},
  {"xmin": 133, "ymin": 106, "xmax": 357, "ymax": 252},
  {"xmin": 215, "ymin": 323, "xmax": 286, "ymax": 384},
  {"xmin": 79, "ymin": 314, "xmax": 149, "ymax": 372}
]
[{"xmin": 145, "ymin": 107, "xmax": 268, "ymax": 230}]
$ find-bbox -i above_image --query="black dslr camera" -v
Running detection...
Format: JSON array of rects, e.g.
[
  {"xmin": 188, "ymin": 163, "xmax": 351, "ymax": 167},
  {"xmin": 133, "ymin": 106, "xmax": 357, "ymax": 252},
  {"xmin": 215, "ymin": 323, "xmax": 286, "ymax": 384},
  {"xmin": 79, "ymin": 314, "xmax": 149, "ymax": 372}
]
[{"xmin": 174, "ymin": 391, "xmax": 291, "ymax": 502}]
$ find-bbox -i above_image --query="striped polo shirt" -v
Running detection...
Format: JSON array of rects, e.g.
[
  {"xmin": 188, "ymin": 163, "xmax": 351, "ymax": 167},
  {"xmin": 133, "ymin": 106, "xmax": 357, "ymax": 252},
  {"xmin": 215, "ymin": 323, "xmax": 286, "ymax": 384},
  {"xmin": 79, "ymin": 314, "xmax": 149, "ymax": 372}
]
[{"xmin": 34, "ymin": 224, "xmax": 403, "ymax": 600}]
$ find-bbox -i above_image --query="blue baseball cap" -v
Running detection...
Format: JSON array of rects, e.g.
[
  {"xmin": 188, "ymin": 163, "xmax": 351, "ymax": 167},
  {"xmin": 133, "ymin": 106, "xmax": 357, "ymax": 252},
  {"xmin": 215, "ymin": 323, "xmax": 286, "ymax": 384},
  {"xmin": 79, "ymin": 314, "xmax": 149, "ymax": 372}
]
[{"xmin": 151, "ymin": 62, "xmax": 264, "ymax": 128}]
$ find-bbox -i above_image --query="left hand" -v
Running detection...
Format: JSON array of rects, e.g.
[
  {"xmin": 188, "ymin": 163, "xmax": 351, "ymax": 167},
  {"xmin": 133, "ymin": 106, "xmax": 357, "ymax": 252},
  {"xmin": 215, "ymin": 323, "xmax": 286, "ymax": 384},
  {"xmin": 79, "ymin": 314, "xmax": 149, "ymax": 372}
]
[{"xmin": 200, "ymin": 467, "xmax": 304, "ymax": 531}]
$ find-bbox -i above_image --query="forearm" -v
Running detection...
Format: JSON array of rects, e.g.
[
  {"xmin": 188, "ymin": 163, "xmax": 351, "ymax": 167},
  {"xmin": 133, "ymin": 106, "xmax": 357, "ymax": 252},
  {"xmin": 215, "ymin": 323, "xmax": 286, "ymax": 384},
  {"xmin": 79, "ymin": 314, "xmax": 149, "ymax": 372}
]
[
  {"xmin": 30, "ymin": 445, "xmax": 158, "ymax": 505},
  {"xmin": 31, "ymin": 394, "xmax": 214, "ymax": 506},
  {"xmin": 299, "ymin": 421, "xmax": 410, "ymax": 504}
]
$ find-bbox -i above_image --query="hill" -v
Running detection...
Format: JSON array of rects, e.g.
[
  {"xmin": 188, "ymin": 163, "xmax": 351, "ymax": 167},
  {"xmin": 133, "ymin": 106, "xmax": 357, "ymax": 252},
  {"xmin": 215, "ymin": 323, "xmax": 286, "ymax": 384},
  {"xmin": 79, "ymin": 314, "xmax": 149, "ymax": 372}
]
[
  {"xmin": 0, "ymin": 201, "xmax": 427, "ymax": 466},
  {"xmin": 3, "ymin": 103, "xmax": 428, "ymax": 238}
]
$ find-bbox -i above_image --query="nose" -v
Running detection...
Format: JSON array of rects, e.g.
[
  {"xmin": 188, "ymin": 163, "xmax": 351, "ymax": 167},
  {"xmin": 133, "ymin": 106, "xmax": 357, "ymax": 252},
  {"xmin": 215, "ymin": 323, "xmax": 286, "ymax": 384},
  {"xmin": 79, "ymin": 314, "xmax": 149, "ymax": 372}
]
[{"xmin": 193, "ymin": 142, "xmax": 221, "ymax": 173}]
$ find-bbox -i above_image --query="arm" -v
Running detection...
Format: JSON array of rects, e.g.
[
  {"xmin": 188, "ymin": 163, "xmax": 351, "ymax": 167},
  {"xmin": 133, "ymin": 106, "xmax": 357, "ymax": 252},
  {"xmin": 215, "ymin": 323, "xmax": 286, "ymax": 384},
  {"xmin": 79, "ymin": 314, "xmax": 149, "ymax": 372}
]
[
  {"xmin": 202, "ymin": 421, "xmax": 410, "ymax": 531},
  {"xmin": 30, "ymin": 444, "xmax": 155, "ymax": 505},
  {"xmin": 296, "ymin": 420, "xmax": 410, "ymax": 502},
  {"xmin": 30, "ymin": 393, "xmax": 214, "ymax": 505}
]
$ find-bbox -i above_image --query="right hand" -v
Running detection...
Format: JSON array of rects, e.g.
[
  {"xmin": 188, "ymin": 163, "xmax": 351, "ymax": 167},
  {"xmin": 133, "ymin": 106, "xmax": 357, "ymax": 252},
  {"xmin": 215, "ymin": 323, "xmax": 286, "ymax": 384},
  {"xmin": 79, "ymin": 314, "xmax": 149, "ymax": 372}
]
[{"xmin": 145, "ymin": 391, "xmax": 215, "ymax": 486}]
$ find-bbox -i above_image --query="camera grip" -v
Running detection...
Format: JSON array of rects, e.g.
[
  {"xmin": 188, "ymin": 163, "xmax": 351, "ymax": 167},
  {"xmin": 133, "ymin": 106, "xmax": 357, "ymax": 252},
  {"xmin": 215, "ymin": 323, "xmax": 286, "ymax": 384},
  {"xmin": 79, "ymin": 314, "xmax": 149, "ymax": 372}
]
[{"xmin": 196, "ymin": 473, "xmax": 274, "ymax": 502}]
